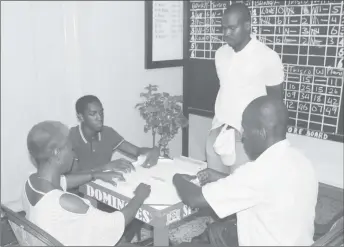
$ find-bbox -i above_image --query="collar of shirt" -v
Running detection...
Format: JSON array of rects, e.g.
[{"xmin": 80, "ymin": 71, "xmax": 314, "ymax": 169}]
[
  {"xmin": 224, "ymin": 34, "xmax": 258, "ymax": 58},
  {"xmin": 255, "ymin": 139, "xmax": 290, "ymax": 164},
  {"xmin": 78, "ymin": 124, "xmax": 101, "ymax": 144}
]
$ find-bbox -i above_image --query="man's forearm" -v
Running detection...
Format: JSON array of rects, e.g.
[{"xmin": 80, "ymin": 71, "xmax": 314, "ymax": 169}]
[
  {"xmin": 173, "ymin": 175, "xmax": 210, "ymax": 209},
  {"xmin": 64, "ymin": 172, "xmax": 94, "ymax": 190},
  {"xmin": 65, "ymin": 165, "xmax": 104, "ymax": 190},
  {"xmin": 120, "ymin": 195, "xmax": 145, "ymax": 226},
  {"xmin": 117, "ymin": 141, "xmax": 141, "ymax": 159},
  {"xmin": 266, "ymin": 83, "xmax": 284, "ymax": 100},
  {"xmin": 213, "ymin": 170, "xmax": 228, "ymax": 181}
]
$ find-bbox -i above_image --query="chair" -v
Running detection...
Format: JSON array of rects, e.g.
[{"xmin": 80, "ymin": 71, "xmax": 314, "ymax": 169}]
[
  {"xmin": 1, "ymin": 204, "xmax": 153, "ymax": 246},
  {"xmin": 312, "ymin": 215, "xmax": 344, "ymax": 246},
  {"xmin": 1, "ymin": 204, "xmax": 63, "ymax": 246}
]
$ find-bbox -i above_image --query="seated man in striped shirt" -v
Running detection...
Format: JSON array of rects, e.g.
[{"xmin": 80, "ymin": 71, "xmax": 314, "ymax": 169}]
[{"xmin": 67, "ymin": 95, "xmax": 159, "ymax": 242}]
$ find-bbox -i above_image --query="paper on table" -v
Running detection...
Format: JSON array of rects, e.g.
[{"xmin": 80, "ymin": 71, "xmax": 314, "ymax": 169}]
[{"xmin": 94, "ymin": 157, "xmax": 207, "ymax": 207}]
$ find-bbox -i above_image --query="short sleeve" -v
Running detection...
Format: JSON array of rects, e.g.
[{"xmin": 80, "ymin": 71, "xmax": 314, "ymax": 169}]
[
  {"xmin": 85, "ymin": 208, "xmax": 125, "ymax": 246},
  {"xmin": 202, "ymin": 163, "xmax": 262, "ymax": 219},
  {"xmin": 215, "ymin": 47, "xmax": 224, "ymax": 84},
  {"xmin": 264, "ymin": 51, "xmax": 284, "ymax": 87},
  {"xmin": 108, "ymin": 127, "xmax": 125, "ymax": 151}
]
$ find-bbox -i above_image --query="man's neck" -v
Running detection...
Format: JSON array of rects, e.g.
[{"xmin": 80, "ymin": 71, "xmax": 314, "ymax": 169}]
[
  {"xmin": 232, "ymin": 35, "xmax": 251, "ymax": 53},
  {"xmin": 265, "ymin": 137, "xmax": 286, "ymax": 151},
  {"xmin": 37, "ymin": 165, "xmax": 61, "ymax": 188},
  {"xmin": 81, "ymin": 124, "xmax": 98, "ymax": 142}
]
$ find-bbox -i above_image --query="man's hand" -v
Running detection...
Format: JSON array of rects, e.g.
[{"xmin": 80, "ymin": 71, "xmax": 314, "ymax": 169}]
[
  {"xmin": 197, "ymin": 168, "xmax": 226, "ymax": 185},
  {"xmin": 103, "ymin": 158, "xmax": 135, "ymax": 173},
  {"xmin": 93, "ymin": 171, "xmax": 125, "ymax": 187},
  {"xmin": 134, "ymin": 183, "xmax": 151, "ymax": 201},
  {"xmin": 140, "ymin": 147, "xmax": 160, "ymax": 168}
]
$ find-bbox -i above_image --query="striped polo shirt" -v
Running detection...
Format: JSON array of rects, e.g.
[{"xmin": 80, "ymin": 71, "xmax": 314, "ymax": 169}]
[{"xmin": 69, "ymin": 125, "xmax": 124, "ymax": 171}]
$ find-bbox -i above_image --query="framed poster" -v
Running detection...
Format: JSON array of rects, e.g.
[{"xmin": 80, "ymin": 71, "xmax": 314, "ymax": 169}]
[{"xmin": 145, "ymin": 1, "xmax": 184, "ymax": 69}]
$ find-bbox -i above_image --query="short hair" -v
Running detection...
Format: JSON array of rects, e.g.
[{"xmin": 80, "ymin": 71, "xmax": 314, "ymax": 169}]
[
  {"xmin": 224, "ymin": 3, "xmax": 251, "ymax": 23},
  {"xmin": 75, "ymin": 95, "xmax": 101, "ymax": 115},
  {"xmin": 27, "ymin": 121, "xmax": 69, "ymax": 166}
]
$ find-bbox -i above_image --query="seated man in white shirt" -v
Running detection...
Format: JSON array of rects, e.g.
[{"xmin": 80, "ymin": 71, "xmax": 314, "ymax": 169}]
[
  {"xmin": 23, "ymin": 120, "xmax": 151, "ymax": 246},
  {"xmin": 173, "ymin": 96, "xmax": 319, "ymax": 246},
  {"xmin": 207, "ymin": 3, "xmax": 285, "ymax": 174}
]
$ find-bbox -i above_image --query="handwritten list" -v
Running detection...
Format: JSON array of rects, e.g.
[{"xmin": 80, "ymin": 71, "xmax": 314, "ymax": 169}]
[
  {"xmin": 189, "ymin": 0, "xmax": 344, "ymax": 142},
  {"xmin": 152, "ymin": 1, "xmax": 183, "ymax": 62}
]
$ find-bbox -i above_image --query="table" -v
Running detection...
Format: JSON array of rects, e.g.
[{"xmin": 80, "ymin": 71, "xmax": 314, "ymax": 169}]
[{"xmin": 79, "ymin": 157, "xmax": 207, "ymax": 246}]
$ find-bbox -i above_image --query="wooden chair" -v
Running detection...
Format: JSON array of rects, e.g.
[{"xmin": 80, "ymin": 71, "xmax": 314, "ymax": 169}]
[
  {"xmin": 312, "ymin": 215, "xmax": 344, "ymax": 246},
  {"xmin": 1, "ymin": 204, "xmax": 154, "ymax": 246},
  {"xmin": 1, "ymin": 205, "xmax": 63, "ymax": 246}
]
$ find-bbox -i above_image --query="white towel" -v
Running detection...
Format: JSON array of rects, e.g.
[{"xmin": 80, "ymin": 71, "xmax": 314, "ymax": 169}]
[{"xmin": 213, "ymin": 125, "xmax": 236, "ymax": 166}]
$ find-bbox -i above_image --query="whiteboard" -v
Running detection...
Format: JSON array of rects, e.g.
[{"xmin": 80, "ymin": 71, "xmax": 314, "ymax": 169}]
[
  {"xmin": 145, "ymin": 1, "xmax": 184, "ymax": 69},
  {"xmin": 152, "ymin": 1, "xmax": 183, "ymax": 61}
]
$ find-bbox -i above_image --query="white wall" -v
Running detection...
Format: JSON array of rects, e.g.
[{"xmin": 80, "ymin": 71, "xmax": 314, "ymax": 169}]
[
  {"xmin": 188, "ymin": 114, "xmax": 344, "ymax": 189},
  {"xmin": 1, "ymin": 1, "xmax": 183, "ymax": 211}
]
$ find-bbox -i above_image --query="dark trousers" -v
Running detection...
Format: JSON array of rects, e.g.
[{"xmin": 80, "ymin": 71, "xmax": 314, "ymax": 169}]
[{"xmin": 187, "ymin": 214, "xmax": 238, "ymax": 247}]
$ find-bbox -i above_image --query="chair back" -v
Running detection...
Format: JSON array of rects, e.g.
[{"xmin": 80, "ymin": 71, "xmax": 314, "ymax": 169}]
[
  {"xmin": 312, "ymin": 216, "xmax": 344, "ymax": 246},
  {"xmin": 1, "ymin": 204, "xmax": 63, "ymax": 246}
]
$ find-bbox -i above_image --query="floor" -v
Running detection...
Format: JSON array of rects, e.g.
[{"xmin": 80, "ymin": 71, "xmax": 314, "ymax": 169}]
[
  {"xmin": 1, "ymin": 214, "xmax": 214, "ymax": 246},
  {"xmin": 131, "ymin": 215, "xmax": 214, "ymax": 245}
]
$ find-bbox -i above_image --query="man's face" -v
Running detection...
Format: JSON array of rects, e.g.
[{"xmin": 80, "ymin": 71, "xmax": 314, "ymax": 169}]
[
  {"xmin": 241, "ymin": 119, "xmax": 266, "ymax": 161},
  {"xmin": 222, "ymin": 12, "xmax": 250, "ymax": 48},
  {"xmin": 80, "ymin": 101, "xmax": 104, "ymax": 132}
]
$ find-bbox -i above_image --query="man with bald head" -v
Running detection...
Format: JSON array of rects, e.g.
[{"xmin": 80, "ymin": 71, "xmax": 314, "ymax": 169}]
[
  {"xmin": 207, "ymin": 3, "xmax": 285, "ymax": 174},
  {"xmin": 174, "ymin": 96, "xmax": 318, "ymax": 246}
]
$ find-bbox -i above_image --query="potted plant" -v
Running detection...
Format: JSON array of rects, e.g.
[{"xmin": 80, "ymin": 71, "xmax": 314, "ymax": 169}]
[{"xmin": 135, "ymin": 84, "xmax": 188, "ymax": 157}]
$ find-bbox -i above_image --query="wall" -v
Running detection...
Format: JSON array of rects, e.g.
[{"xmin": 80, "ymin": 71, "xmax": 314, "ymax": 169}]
[
  {"xmin": 1, "ymin": 1, "xmax": 183, "ymax": 211},
  {"xmin": 188, "ymin": 114, "xmax": 344, "ymax": 189}
]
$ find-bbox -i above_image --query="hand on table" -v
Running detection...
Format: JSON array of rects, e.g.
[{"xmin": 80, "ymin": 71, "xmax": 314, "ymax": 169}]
[
  {"xmin": 102, "ymin": 158, "xmax": 135, "ymax": 173},
  {"xmin": 197, "ymin": 168, "xmax": 224, "ymax": 185},
  {"xmin": 93, "ymin": 171, "xmax": 125, "ymax": 187},
  {"xmin": 140, "ymin": 146, "xmax": 160, "ymax": 168},
  {"xmin": 134, "ymin": 183, "xmax": 151, "ymax": 201}
]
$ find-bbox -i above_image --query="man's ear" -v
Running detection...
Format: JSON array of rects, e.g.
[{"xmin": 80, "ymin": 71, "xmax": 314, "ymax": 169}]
[
  {"xmin": 259, "ymin": 128, "xmax": 267, "ymax": 140},
  {"xmin": 77, "ymin": 113, "xmax": 84, "ymax": 122},
  {"xmin": 244, "ymin": 21, "xmax": 251, "ymax": 32}
]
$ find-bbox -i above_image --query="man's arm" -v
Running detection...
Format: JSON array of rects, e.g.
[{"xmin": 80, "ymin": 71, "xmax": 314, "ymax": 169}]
[
  {"xmin": 173, "ymin": 174, "xmax": 210, "ymax": 209},
  {"xmin": 64, "ymin": 159, "xmax": 106, "ymax": 190},
  {"xmin": 116, "ymin": 140, "xmax": 159, "ymax": 168},
  {"xmin": 266, "ymin": 83, "xmax": 284, "ymax": 100},
  {"xmin": 116, "ymin": 140, "xmax": 141, "ymax": 159}
]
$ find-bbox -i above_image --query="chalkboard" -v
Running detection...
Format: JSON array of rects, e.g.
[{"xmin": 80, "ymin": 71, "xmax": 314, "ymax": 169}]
[
  {"xmin": 185, "ymin": 0, "xmax": 344, "ymax": 142},
  {"xmin": 145, "ymin": 1, "xmax": 184, "ymax": 69}
]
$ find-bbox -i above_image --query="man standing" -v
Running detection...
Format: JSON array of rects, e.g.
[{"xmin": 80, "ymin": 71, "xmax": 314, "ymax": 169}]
[
  {"xmin": 207, "ymin": 3, "xmax": 284, "ymax": 173},
  {"xmin": 174, "ymin": 96, "xmax": 318, "ymax": 246}
]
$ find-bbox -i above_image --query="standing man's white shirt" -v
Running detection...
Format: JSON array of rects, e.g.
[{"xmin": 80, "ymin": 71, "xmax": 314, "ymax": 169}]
[
  {"xmin": 202, "ymin": 140, "xmax": 319, "ymax": 246},
  {"xmin": 212, "ymin": 34, "xmax": 284, "ymax": 131}
]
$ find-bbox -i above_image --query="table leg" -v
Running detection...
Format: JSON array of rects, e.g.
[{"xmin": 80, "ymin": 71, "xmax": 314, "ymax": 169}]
[{"xmin": 153, "ymin": 225, "xmax": 169, "ymax": 246}]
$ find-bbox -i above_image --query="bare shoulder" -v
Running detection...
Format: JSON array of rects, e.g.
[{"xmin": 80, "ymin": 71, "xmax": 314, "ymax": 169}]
[{"xmin": 59, "ymin": 193, "xmax": 89, "ymax": 214}]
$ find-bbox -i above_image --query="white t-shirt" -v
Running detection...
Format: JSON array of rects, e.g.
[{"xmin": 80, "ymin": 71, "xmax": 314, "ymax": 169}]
[
  {"xmin": 212, "ymin": 35, "xmax": 284, "ymax": 131},
  {"xmin": 202, "ymin": 140, "xmax": 319, "ymax": 246},
  {"xmin": 22, "ymin": 177, "xmax": 125, "ymax": 246}
]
